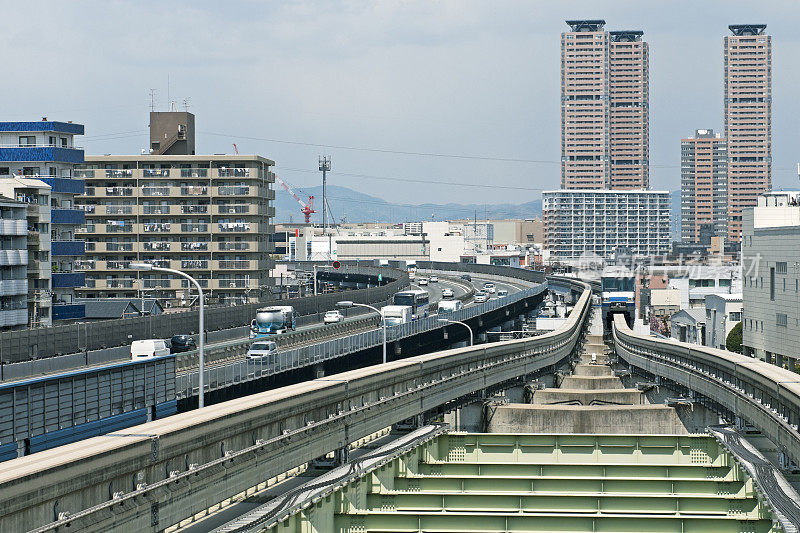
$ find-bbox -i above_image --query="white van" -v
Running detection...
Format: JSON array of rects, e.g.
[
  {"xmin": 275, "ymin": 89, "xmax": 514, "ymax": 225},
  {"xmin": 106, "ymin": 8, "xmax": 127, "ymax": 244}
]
[
  {"xmin": 131, "ymin": 339, "xmax": 170, "ymax": 360},
  {"xmin": 437, "ymin": 300, "xmax": 463, "ymax": 315}
]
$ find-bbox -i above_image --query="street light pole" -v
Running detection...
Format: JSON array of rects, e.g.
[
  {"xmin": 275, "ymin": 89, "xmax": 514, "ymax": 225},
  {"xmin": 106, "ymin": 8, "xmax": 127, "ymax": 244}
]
[
  {"xmin": 132, "ymin": 262, "xmax": 206, "ymax": 408},
  {"xmin": 438, "ymin": 318, "xmax": 473, "ymax": 346},
  {"xmin": 337, "ymin": 300, "xmax": 386, "ymax": 364}
]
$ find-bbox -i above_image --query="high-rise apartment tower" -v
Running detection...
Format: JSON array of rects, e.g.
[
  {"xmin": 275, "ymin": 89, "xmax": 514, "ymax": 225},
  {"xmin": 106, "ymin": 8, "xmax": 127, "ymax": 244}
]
[
  {"xmin": 724, "ymin": 24, "xmax": 771, "ymax": 243},
  {"xmin": 561, "ymin": 20, "xmax": 649, "ymax": 190},
  {"xmin": 680, "ymin": 129, "xmax": 728, "ymax": 244}
]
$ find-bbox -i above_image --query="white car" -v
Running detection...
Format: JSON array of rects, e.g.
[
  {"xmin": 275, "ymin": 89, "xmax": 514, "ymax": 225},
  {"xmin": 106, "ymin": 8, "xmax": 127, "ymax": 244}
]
[
  {"xmin": 441, "ymin": 287, "xmax": 454, "ymax": 298},
  {"xmin": 131, "ymin": 339, "xmax": 170, "ymax": 360},
  {"xmin": 483, "ymin": 282, "xmax": 496, "ymax": 294},
  {"xmin": 474, "ymin": 291, "xmax": 488, "ymax": 303},
  {"xmin": 418, "ymin": 278, "xmax": 429, "ymax": 286},
  {"xmin": 247, "ymin": 340, "xmax": 278, "ymax": 360},
  {"xmin": 323, "ymin": 310, "xmax": 344, "ymax": 324},
  {"xmin": 430, "ymin": 275, "xmax": 439, "ymax": 283}
]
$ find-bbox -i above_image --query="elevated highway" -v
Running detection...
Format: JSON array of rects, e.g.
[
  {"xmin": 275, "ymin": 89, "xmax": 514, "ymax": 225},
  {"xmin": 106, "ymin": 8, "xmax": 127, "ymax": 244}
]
[{"xmin": 0, "ymin": 278, "xmax": 592, "ymax": 532}]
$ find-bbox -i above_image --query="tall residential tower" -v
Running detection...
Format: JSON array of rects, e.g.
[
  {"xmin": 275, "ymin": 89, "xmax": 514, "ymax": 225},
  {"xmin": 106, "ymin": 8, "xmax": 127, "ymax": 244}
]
[
  {"xmin": 724, "ymin": 24, "xmax": 771, "ymax": 242},
  {"xmin": 680, "ymin": 129, "xmax": 728, "ymax": 244},
  {"xmin": 561, "ymin": 20, "xmax": 649, "ymax": 190}
]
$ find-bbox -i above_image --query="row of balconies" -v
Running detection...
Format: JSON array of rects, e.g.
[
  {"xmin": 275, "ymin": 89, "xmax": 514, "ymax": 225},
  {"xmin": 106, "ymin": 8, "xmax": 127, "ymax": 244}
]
[
  {"xmin": 78, "ymin": 222, "xmax": 266, "ymax": 235},
  {"xmin": 77, "ymin": 167, "xmax": 269, "ymax": 179},
  {"xmin": 87, "ymin": 204, "xmax": 262, "ymax": 216},
  {"xmin": 83, "ymin": 185, "xmax": 273, "ymax": 199},
  {"xmin": 0, "ymin": 219, "xmax": 27, "ymax": 236},
  {"xmin": 82, "ymin": 277, "xmax": 266, "ymax": 291},
  {"xmin": 84, "ymin": 240, "xmax": 262, "ymax": 253},
  {"xmin": 77, "ymin": 259, "xmax": 265, "ymax": 272}
]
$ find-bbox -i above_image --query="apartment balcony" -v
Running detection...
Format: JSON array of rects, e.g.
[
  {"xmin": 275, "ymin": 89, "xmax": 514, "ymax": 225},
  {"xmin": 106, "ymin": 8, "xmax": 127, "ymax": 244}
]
[
  {"xmin": 40, "ymin": 177, "xmax": 85, "ymax": 195},
  {"xmin": 180, "ymin": 205, "xmax": 209, "ymax": 214},
  {"xmin": 106, "ymin": 223, "xmax": 134, "ymax": 233},
  {"xmin": 180, "ymin": 185, "xmax": 208, "ymax": 195},
  {"xmin": 0, "ymin": 279, "xmax": 27, "ymax": 296},
  {"xmin": 104, "ymin": 242, "xmax": 135, "ymax": 252},
  {"xmin": 141, "ymin": 205, "xmax": 171, "ymax": 215},
  {"xmin": 52, "ymin": 272, "xmax": 85, "ymax": 288},
  {"xmin": 76, "ymin": 259, "xmax": 95, "ymax": 270},
  {"xmin": 180, "ymin": 260, "xmax": 209, "ymax": 270},
  {"xmin": 0, "ymin": 145, "xmax": 84, "ymax": 164},
  {"xmin": 0, "ymin": 308, "xmax": 27, "ymax": 327},
  {"xmin": 215, "ymin": 168, "xmax": 250, "ymax": 178},
  {"xmin": 52, "ymin": 303, "xmax": 86, "ymax": 321},
  {"xmin": 214, "ymin": 186, "xmax": 252, "ymax": 197},
  {"xmin": 142, "ymin": 223, "xmax": 170, "ymax": 233},
  {"xmin": 143, "ymin": 241, "xmax": 171, "ymax": 252},
  {"xmin": 215, "ymin": 241, "xmax": 251, "ymax": 251},
  {"xmin": 51, "ymin": 240, "xmax": 85, "ymax": 256},
  {"xmin": 105, "ymin": 205, "xmax": 135, "ymax": 215},
  {"xmin": 51, "ymin": 208, "xmax": 85, "ymax": 225},
  {"xmin": 180, "ymin": 169, "xmax": 208, "ymax": 179},
  {"xmin": 106, "ymin": 260, "xmax": 130, "ymax": 270},
  {"xmin": 140, "ymin": 186, "xmax": 172, "ymax": 197},
  {"xmin": 27, "ymin": 259, "xmax": 50, "ymax": 273},
  {"xmin": 0, "ymin": 219, "xmax": 27, "ymax": 236},
  {"xmin": 181, "ymin": 242, "xmax": 209, "ymax": 252},
  {"xmin": 213, "ymin": 204, "xmax": 251, "ymax": 215},
  {"xmin": 104, "ymin": 169, "xmax": 134, "ymax": 178},
  {"xmin": 142, "ymin": 279, "xmax": 174, "ymax": 289},
  {"xmin": 104, "ymin": 279, "xmax": 137, "ymax": 289},
  {"xmin": 142, "ymin": 169, "xmax": 171, "ymax": 178},
  {"xmin": 212, "ymin": 279, "xmax": 257, "ymax": 290},
  {"xmin": 216, "ymin": 222, "xmax": 253, "ymax": 233},
  {"xmin": 179, "ymin": 223, "xmax": 208, "ymax": 233},
  {"xmin": 0, "ymin": 249, "xmax": 28, "ymax": 266},
  {"xmin": 27, "ymin": 231, "xmax": 40, "ymax": 246},
  {"xmin": 214, "ymin": 259, "xmax": 257, "ymax": 270},
  {"xmin": 102, "ymin": 187, "xmax": 134, "ymax": 197}
]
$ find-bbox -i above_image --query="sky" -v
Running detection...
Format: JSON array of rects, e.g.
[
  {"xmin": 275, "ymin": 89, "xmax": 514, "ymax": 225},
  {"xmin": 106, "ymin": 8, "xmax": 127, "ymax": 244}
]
[{"xmin": 3, "ymin": 1, "xmax": 799, "ymax": 209}]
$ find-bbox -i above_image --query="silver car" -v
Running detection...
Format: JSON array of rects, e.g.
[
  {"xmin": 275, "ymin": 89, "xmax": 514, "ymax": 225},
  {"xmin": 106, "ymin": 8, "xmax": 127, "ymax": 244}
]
[{"xmin": 247, "ymin": 340, "xmax": 278, "ymax": 361}]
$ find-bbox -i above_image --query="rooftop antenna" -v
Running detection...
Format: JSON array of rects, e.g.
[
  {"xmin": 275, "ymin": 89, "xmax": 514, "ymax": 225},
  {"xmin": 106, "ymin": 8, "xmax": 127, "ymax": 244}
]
[
  {"xmin": 319, "ymin": 156, "xmax": 332, "ymax": 260},
  {"xmin": 149, "ymin": 89, "xmax": 157, "ymax": 112},
  {"xmin": 166, "ymin": 73, "xmax": 170, "ymax": 111},
  {"xmin": 182, "ymin": 97, "xmax": 191, "ymax": 112}
]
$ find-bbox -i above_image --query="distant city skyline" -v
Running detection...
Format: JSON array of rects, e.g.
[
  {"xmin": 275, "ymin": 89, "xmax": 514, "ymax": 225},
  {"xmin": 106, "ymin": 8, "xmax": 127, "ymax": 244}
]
[{"xmin": 3, "ymin": 1, "xmax": 799, "ymax": 206}]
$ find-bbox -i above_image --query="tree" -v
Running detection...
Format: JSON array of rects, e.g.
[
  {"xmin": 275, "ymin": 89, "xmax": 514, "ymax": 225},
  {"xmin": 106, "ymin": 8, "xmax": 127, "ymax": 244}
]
[{"xmin": 726, "ymin": 321, "xmax": 743, "ymax": 353}]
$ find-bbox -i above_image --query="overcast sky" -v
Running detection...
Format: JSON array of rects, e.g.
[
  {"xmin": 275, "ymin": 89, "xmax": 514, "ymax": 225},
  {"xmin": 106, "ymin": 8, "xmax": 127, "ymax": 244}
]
[{"xmin": 3, "ymin": 1, "xmax": 799, "ymax": 207}]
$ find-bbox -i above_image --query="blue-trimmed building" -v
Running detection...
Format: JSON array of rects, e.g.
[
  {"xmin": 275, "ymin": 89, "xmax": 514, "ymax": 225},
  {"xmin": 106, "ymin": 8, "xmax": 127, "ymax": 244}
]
[{"xmin": 0, "ymin": 120, "xmax": 86, "ymax": 325}]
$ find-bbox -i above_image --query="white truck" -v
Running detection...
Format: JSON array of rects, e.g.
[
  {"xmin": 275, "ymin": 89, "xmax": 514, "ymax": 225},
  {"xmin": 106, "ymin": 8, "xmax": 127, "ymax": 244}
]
[
  {"xmin": 437, "ymin": 300, "xmax": 463, "ymax": 315},
  {"xmin": 381, "ymin": 305, "xmax": 413, "ymax": 326},
  {"xmin": 250, "ymin": 305, "xmax": 296, "ymax": 338}
]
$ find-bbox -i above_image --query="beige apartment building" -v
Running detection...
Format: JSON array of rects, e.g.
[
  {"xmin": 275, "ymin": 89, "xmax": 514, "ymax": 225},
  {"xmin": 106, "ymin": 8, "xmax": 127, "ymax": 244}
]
[
  {"xmin": 75, "ymin": 154, "xmax": 275, "ymax": 304},
  {"xmin": 680, "ymin": 129, "xmax": 728, "ymax": 244},
  {"xmin": 724, "ymin": 24, "xmax": 771, "ymax": 243},
  {"xmin": 561, "ymin": 20, "xmax": 648, "ymax": 190}
]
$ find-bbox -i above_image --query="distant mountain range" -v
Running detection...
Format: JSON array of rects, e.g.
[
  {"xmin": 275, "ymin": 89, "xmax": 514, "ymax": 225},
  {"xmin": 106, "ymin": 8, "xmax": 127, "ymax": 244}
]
[
  {"xmin": 275, "ymin": 184, "xmax": 543, "ymax": 224},
  {"xmin": 276, "ymin": 185, "xmax": 682, "ymax": 237}
]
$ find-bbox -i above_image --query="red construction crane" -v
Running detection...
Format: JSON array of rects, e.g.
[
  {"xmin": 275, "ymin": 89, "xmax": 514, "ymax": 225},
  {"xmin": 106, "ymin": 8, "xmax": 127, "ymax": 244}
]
[{"xmin": 275, "ymin": 175, "xmax": 315, "ymax": 224}]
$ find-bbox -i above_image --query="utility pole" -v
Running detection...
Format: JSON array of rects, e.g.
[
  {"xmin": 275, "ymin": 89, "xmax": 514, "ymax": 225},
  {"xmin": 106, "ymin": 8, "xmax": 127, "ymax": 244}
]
[{"xmin": 319, "ymin": 156, "xmax": 331, "ymax": 260}]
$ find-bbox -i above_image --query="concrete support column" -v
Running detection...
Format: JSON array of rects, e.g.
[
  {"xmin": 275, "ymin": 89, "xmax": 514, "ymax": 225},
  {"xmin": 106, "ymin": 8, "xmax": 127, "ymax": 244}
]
[
  {"xmin": 775, "ymin": 353, "xmax": 784, "ymax": 368},
  {"xmin": 313, "ymin": 363, "xmax": 325, "ymax": 379}
]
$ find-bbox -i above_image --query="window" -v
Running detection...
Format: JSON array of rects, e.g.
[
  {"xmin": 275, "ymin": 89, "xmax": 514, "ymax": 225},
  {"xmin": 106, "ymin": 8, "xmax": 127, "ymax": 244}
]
[
  {"xmin": 777, "ymin": 262, "xmax": 787, "ymax": 274},
  {"xmin": 0, "ymin": 167, "xmax": 8, "ymax": 176},
  {"xmin": 770, "ymin": 267, "xmax": 775, "ymax": 301},
  {"xmin": 18, "ymin": 135, "xmax": 35, "ymax": 146},
  {"xmin": 777, "ymin": 313, "xmax": 788, "ymax": 327},
  {"xmin": 60, "ymin": 137, "xmax": 67, "ymax": 147},
  {"xmin": 729, "ymin": 311, "xmax": 741, "ymax": 321},
  {"xmin": 48, "ymin": 136, "xmax": 56, "ymax": 146},
  {"xmin": 719, "ymin": 279, "xmax": 731, "ymax": 288}
]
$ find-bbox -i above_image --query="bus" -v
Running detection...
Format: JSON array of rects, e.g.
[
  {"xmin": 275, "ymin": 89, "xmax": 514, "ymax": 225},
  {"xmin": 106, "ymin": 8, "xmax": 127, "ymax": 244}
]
[
  {"xmin": 393, "ymin": 289, "xmax": 430, "ymax": 319},
  {"xmin": 600, "ymin": 266, "xmax": 635, "ymax": 329}
]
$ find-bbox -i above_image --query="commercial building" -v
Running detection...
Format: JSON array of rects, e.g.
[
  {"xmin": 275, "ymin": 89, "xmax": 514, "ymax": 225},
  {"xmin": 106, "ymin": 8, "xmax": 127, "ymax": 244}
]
[
  {"xmin": 561, "ymin": 20, "xmax": 648, "ymax": 190},
  {"xmin": 0, "ymin": 197, "xmax": 29, "ymax": 327},
  {"xmin": 724, "ymin": 25, "xmax": 772, "ymax": 243},
  {"xmin": 0, "ymin": 120, "xmax": 86, "ymax": 325},
  {"xmin": 680, "ymin": 129, "xmax": 728, "ymax": 243},
  {"xmin": 542, "ymin": 189, "xmax": 670, "ymax": 260},
  {"xmin": 75, "ymin": 112, "xmax": 275, "ymax": 305},
  {"xmin": 742, "ymin": 192, "xmax": 800, "ymax": 369}
]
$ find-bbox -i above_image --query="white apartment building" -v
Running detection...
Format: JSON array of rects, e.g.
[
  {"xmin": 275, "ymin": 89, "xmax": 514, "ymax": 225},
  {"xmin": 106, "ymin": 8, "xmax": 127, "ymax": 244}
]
[
  {"xmin": 543, "ymin": 189, "xmax": 670, "ymax": 260},
  {"xmin": 704, "ymin": 293, "xmax": 742, "ymax": 350},
  {"xmin": 742, "ymin": 191, "xmax": 800, "ymax": 369}
]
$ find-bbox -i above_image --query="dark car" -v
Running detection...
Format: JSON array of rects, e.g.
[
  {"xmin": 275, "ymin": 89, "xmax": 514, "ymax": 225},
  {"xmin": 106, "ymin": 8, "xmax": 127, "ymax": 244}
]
[
  {"xmin": 460, "ymin": 274, "xmax": 472, "ymax": 282},
  {"xmin": 170, "ymin": 335, "xmax": 197, "ymax": 354}
]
